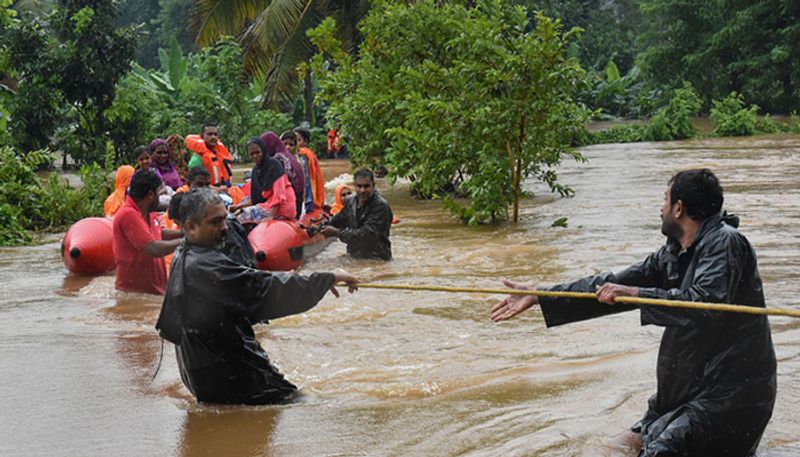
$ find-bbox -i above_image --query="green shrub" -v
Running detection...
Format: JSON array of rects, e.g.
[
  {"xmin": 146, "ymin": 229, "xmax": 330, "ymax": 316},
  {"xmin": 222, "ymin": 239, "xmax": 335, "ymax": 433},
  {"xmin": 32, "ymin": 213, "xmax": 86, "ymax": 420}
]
[
  {"xmin": 643, "ymin": 82, "xmax": 702, "ymax": 141},
  {"xmin": 710, "ymin": 92, "xmax": 759, "ymax": 137}
]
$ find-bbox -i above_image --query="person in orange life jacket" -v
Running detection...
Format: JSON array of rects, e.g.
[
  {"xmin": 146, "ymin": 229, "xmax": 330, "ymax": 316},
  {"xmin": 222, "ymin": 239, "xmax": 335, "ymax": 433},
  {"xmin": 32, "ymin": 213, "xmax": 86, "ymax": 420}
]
[
  {"xmin": 186, "ymin": 123, "xmax": 233, "ymax": 187},
  {"xmin": 112, "ymin": 170, "xmax": 183, "ymax": 295},
  {"xmin": 293, "ymin": 127, "xmax": 325, "ymax": 213}
]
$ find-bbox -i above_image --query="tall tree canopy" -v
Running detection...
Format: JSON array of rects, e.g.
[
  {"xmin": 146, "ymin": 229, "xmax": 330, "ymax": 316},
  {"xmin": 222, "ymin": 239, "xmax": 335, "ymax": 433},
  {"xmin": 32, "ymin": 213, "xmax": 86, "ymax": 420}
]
[{"xmin": 638, "ymin": 0, "xmax": 800, "ymax": 113}]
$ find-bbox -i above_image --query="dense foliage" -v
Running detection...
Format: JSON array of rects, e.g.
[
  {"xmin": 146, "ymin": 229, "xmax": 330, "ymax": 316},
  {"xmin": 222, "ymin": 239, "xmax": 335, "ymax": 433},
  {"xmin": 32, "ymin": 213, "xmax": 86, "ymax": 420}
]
[
  {"xmin": 4, "ymin": 0, "xmax": 136, "ymax": 165},
  {"xmin": 0, "ymin": 146, "xmax": 111, "ymax": 246},
  {"xmin": 312, "ymin": 0, "xmax": 588, "ymax": 224},
  {"xmin": 638, "ymin": 0, "xmax": 800, "ymax": 114},
  {"xmin": 108, "ymin": 37, "xmax": 292, "ymax": 161}
]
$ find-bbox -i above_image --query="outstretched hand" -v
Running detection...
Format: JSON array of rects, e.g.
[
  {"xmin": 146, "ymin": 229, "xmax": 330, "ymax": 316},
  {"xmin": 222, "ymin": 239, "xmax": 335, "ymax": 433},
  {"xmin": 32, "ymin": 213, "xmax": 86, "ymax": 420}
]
[
  {"xmin": 491, "ymin": 279, "xmax": 539, "ymax": 322},
  {"xmin": 330, "ymin": 272, "xmax": 359, "ymax": 298}
]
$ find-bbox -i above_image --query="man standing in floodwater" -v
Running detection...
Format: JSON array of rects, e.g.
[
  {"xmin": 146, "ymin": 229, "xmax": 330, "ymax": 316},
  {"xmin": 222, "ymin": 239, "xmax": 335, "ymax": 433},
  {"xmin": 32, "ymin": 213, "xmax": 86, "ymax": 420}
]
[
  {"xmin": 491, "ymin": 169, "xmax": 776, "ymax": 457},
  {"xmin": 156, "ymin": 189, "xmax": 359, "ymax": 405},
  {"xmin": 321, "ymin": 168, "xmax": 393, "ymax": 260}
]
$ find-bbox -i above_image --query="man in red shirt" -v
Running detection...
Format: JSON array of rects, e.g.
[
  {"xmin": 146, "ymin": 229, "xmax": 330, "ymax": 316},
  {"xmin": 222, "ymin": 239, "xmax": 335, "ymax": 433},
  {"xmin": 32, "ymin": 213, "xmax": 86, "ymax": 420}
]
[{"xmin": 113, "ymin": 170, "xmax": 183, "ymax": 295}]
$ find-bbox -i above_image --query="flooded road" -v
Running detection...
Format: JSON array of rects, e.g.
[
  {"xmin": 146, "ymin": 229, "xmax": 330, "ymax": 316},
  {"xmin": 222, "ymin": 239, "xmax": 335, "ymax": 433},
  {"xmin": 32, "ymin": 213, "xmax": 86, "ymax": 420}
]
[{"xmin": 2, "ymin": 135, "xmax": 799, "ymax": 456}]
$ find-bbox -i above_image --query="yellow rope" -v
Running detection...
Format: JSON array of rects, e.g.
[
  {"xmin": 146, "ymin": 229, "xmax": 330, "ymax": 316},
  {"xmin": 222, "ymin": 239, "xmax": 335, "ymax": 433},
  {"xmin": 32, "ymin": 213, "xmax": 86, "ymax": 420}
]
[{"xmin": 341, "ymin": 282, "xmax": 800, "ymax": 319}]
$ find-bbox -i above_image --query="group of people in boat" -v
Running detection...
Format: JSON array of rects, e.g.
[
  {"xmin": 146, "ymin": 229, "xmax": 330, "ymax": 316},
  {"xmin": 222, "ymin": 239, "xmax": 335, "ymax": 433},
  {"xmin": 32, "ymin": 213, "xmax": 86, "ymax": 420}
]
[
  {"xmin": 103, "ymin": 122, "xmax": 393, "ymax": 297},
  {"xmin": 99, "ymin": 134, "xmax": 776, "ymax": 457}
]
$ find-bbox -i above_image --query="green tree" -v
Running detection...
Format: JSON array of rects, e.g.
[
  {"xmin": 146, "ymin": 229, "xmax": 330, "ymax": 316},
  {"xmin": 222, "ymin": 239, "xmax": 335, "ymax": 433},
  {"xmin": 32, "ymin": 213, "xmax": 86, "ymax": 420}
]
[
  {"xmin": 191, "ymin": 0, "xmax": 370, "ymax": 110},
  {"xmin": 638, "ymin": 0, "xmax": 800, "ymax": 113},
  {"xmin": 311, "ymin": 0, "xmax": 588, "ymax": 224},
  {"xmin": 5, "ymin": 0, "xmax": 136, "ymax": 165}
]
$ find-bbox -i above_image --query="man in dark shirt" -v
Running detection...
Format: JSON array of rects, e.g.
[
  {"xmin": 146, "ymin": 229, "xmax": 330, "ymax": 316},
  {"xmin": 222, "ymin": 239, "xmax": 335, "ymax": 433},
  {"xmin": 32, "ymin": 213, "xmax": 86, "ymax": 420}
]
[
  {"xmin": 156, "ymin": 189, "xmax": 359, "ymax": 405},
  {"xmin": 491, "ymin": 169, "xmax": 776, "ymax": 457},
  {"xmin": 321, "ymin": 168, "xmax": 393, "ymax": 260}
]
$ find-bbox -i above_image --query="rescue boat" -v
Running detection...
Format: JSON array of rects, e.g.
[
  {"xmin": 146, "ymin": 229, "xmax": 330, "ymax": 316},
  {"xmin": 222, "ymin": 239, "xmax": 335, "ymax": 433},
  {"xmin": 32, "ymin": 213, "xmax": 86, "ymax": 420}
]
[
  {"xmin": 248, "ymin": 209, "xmax": 332, "ymax": 271},
  {"xmin": 61, "ymin": 217, "xmax": 116, "ymax": 275}
]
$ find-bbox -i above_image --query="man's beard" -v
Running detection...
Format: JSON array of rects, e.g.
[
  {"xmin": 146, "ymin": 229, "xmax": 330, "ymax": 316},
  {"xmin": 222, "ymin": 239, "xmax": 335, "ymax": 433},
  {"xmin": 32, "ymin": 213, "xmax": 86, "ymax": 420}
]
[{"xmin": 661, "ymin": 215, "xmax": 682, "ymax": 240}]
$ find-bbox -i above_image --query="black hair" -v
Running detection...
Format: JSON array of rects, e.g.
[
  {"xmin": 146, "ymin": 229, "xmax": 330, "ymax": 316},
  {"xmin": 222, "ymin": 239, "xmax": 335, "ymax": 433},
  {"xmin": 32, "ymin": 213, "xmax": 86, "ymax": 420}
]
[
  {"xmin": 181, "ymin": 188, "xmax": 223, "ymax": 224},
  {"xmin": 280, "ymin": 130, "xmax": 296, "ymax": 142},
  {"xmin": 187, "ymin": 166, "xmax": 210, "ymax": 182},
  {"xmin": 168, "ymin": 191, "xmax": 185, "ymax": 225},
  {"xmin": 293, "ymin": 127, "xmax": 311, "ymax": 143},
  {"xmin": 128, "ymin": 170, "xmax": 162, "ymax": 199},
  {"xmin": 668, "ymin": 169, "xmax": 724, "ymax": 221},
  {"xmin": 132, "ymin": 145, "xmax": 149, "ymax": 162},
  {"xmin": 354, "ymin": 168, "xmax": 375, "ymax": 183},
  {"xmin": 201, "ymin": 123, "xmax": 218, "ymax": 134}
]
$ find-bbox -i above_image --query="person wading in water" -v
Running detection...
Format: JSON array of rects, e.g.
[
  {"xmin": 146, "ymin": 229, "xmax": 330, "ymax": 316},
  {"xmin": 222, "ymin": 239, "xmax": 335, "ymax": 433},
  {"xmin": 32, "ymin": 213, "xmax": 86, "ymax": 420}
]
[
  {"xmin": 156, "ymin": 189, "xmax": 359, "ymax": 405},
  {"xmin": 491, "ymin": 169, "xmax": 776, "ymax": 457}
]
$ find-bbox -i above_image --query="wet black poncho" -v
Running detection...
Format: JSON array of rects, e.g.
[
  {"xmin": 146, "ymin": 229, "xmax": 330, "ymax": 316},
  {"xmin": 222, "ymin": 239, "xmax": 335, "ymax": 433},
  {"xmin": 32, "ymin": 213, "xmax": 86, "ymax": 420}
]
[
  {"xmin": 328, "ymin": 191, "xmax": 393, "ymax": 260},
  {"xmin": 155, "ymin": 242, "xmax": 335, "ymax": 405},
  {"xmin": 538, "ymin": 212, "xmax": 777, "ymax": 457}
]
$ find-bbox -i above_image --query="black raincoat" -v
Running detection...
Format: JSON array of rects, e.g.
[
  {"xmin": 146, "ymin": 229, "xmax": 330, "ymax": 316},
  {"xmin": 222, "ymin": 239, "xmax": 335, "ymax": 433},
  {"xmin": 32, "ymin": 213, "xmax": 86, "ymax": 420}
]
[
  {"xmin": 328, "ymin": 190, "xmax": 393, "ymax": 260},
  {"xmin": 155, "ymin": 242, "xmax": 335, "ymax": 405},
  {"xmin": 537, "ymin": 212, "xmax": 777, "ymax": 457}
]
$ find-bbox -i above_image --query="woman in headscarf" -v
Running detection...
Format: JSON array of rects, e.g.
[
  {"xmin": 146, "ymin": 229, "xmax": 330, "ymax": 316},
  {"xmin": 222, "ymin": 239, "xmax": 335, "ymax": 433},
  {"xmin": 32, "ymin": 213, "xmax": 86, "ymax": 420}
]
[
  {"xmin": 150, "ymin": 138, "xmax": 184, "ymax": 191},
  {"xmin": 233, "ymin": 137, "xmax": 297, "ymax": 224},
  {"xmin": 103, "ymin": 165, "xmax": 135, "ymax": 217},
  {"xmin": 166, "ymin": 134, "xmax": 189, "ymax": 181},
  {"xmin": 331, "ymin": 183, "xmax": 352, "ymax": 215},
  {"xmin": 260, "ymin": 132, "xmax": 305, "ymax": 217}
]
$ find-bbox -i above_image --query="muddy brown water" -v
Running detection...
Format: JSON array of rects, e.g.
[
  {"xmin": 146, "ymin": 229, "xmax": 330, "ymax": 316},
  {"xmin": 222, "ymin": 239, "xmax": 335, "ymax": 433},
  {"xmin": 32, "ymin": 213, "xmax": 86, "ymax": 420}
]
[{"xmin": 2, "ymin": 136, "xmax": 799, "ymax": 456}]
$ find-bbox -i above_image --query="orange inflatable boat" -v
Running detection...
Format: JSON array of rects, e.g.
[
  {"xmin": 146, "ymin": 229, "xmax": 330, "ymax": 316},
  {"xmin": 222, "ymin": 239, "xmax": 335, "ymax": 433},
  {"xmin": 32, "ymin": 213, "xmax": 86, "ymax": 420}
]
[
  {"xmin": 248, "ymin": 209, "xmax": 332, "ymax": 271},
  {"xmin": 61, "ymin": 217, "xmax": 116, "ymax": 275}
]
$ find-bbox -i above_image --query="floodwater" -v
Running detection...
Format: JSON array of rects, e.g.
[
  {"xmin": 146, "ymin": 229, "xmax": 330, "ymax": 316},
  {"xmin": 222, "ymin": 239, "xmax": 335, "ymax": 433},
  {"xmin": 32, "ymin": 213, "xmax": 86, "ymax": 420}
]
[{"xmin": 2, "ymin": 135, "xmax": 800, "ymax": 457}]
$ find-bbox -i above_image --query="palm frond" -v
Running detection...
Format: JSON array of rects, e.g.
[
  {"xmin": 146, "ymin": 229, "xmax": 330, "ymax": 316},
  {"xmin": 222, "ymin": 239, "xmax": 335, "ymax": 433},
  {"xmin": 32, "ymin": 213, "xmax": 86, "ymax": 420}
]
[
  {"xmin": 192, "ymin": 0, "xmax": 272, "ymax": 47},
  {"xmin": 239, "ymin": 0, "xmax": 318, "ymax": 106}
]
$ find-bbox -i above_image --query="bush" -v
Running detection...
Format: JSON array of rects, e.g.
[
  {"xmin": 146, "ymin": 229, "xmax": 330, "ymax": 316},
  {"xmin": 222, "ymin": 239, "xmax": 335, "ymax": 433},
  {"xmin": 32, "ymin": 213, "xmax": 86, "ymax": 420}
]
[
  {"xmin": 0, "ymin": 146, "xmax": 112, "ymax": 245},
  {"xmin": 643, "ymin": 82, "xmax": 702, "ymax": 141},
  {"xmin": 710, "ymin": 92, "xmax": 759, "ymax": 137}
]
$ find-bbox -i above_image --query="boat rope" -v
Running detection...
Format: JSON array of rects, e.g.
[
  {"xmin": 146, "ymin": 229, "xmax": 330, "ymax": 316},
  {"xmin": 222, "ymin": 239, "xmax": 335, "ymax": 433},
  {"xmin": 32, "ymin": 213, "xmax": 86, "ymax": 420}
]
[{"xmin": 340, "ymin": 282, "xmax": 800, "ymax": 319}]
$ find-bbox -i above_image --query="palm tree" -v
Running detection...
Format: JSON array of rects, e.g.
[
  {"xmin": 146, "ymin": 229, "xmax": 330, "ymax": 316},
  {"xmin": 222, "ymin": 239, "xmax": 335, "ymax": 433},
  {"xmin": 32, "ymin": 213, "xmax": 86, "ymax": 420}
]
[{"xmin": 191, "ymin": 0, "xmax": 368, "ymax": 112}]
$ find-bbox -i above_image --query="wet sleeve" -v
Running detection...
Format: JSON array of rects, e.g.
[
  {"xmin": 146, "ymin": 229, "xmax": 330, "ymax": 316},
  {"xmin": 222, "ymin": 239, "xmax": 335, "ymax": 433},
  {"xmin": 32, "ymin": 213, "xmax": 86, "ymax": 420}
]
[
  {"xmin": 204, "ymin": 255, "xmax": 335, "ymax": 322},
  {"xmin": 637, "ymin": 234, "xmax": 746, "ymax": 327},
  {"xmin": 538, "ymin": 272, "xmax": 638, "ymax": 327},
  {"xmin": 338, "ymin": 202, "xmax": 392, "ymax": 245}
]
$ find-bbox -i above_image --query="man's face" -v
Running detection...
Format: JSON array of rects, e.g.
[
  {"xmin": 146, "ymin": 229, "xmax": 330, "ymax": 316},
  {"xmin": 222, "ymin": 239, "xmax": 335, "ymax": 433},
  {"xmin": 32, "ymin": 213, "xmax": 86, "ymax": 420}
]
[
  {"xmin": 354, "ymin": 177, "xmax": 374, "ymax": 206},
  {"xmin": 153, "ymin": 145, "xmax": 170, "ymax": 165},
  {"xmin": 660, "ymin": 185, "xmax": 682, "ymax": 239},
  {"xmin": 189, "ymin": 176, "xmax": 211, "ymax": 189},
  {"xmin": 186, "ymin": 202, "xmax": 228, "ymax": 248},
  {"xmin": 202, "ymin": 126, "xmax": 220, "ymax": 147},
  {"xmin": 283, "ymin": 138, "xmax": 296, "ymax": 152}
]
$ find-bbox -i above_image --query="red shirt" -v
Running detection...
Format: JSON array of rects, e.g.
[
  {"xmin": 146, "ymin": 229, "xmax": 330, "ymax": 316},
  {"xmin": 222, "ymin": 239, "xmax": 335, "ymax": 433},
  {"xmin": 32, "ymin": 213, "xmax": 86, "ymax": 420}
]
[{"xmin": 112, "ymin": 196, "xmax": 167, "ymax": 295}]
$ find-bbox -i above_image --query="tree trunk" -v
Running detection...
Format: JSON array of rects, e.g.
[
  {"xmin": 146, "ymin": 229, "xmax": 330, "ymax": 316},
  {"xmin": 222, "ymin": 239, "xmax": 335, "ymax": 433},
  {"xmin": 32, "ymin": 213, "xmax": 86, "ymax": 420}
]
[{"xmin": 304, "ymin": 68, "xmax": 313, "ymax": 125}]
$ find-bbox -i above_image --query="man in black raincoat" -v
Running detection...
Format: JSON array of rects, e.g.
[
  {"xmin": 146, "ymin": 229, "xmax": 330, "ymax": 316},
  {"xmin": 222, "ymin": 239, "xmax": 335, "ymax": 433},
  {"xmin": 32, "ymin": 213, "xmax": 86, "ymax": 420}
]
[
  {"xmin": 156, "ymin": 189, "xmax": 359, "ymax": 405},
  {"xmin": 321, "ymin": 168, "xmax": 393, "ymax": 260},
  {"xmin": 491, "ymin": 169, "xmax": 776, "ymax": 457}
]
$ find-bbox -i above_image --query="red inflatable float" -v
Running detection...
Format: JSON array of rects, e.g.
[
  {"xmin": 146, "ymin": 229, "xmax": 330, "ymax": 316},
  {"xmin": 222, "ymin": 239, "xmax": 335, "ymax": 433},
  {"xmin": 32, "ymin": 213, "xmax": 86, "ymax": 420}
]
[
  {"xmin": 247, "ymin": 209, "xmax": 331, "ymax": 271},
  {"xmin": 61, "ymin": 217, "xmax": 116, "ymax": 275}
]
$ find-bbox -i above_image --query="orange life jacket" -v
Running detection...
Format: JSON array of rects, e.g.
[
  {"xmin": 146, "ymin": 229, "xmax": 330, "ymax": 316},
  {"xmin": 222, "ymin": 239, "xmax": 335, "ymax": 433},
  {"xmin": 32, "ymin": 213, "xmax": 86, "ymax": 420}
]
[{"xmin": 185, "ymin": 135, "xmax": 232, "ymax": 186}]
